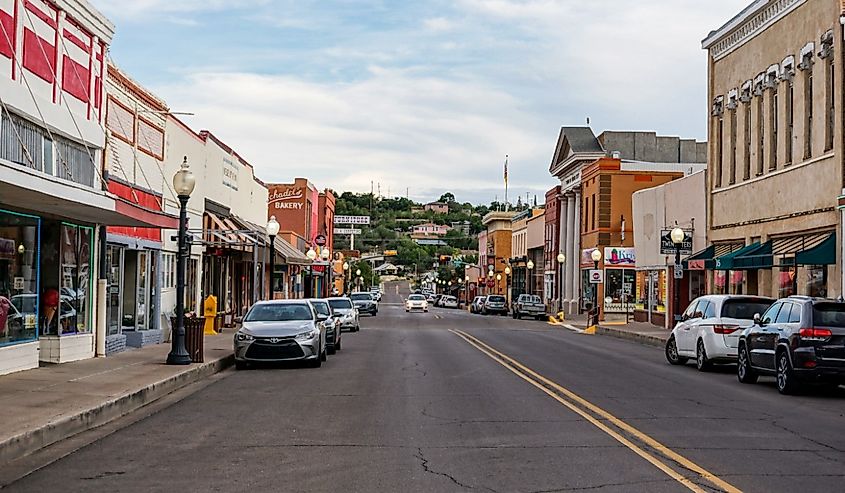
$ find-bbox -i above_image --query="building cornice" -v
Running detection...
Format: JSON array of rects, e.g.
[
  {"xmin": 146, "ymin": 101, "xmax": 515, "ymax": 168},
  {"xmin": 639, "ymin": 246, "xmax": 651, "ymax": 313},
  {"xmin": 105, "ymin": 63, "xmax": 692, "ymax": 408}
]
[{"xmin": 702, "ymin": 0, "xmax": 807, "ymax": 61}]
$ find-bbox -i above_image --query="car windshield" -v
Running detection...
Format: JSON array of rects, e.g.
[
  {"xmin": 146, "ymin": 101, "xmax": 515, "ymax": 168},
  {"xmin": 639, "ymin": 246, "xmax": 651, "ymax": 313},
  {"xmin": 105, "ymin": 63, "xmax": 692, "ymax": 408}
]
[
  {"xmin": 245, "ymin": 303, "xmax": 313, "ymax": 322},
  {"xmin": 409, "ymin": 295, "xmax": 425, "ymax": 301},
  {"xmin": 351, "ymin": 293, "xmax": 372, "ymax": 301},
  {"xmin": 329, "ymin": 299, "xmax": 354, "ymax": 310},
  {"xmin": 813, "ymin": 303, "xmax": 845, "ymax": 327},
  {"xmin": 721, "ymin": 299, "xmax": 773, "ymax": 319},
  {"xmin": 311, "ymin": 302, "xmax": 331, "ymax": 317},
  {"xmin": 488, "ymin": 296, "xmax": 505, "ymax": 303}
]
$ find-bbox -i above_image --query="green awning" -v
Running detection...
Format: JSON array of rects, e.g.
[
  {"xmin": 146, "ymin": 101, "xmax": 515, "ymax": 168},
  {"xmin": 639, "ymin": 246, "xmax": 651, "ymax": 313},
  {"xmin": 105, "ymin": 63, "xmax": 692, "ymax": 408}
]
[
  {"xmin": 732, "ymin": 241, "xmax": 773, "ymax": 270},
  {"xmin": 682, "ymin": 245, "xmax": 714, "ymax": 269},
  {"xmin": 711, "ymin": 242, "xmax": 761, "ymax": 270},
  {"xmin": 796, "ymin": 233, "xmax": 836, "ymax": 265}
]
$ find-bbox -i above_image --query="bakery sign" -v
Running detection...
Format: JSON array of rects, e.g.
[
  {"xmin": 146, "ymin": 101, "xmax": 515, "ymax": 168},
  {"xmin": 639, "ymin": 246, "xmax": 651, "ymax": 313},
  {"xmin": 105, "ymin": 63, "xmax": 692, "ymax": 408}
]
[{"xmin": 269, "ymin": 187, "xmax": 305, "ymax": 210}]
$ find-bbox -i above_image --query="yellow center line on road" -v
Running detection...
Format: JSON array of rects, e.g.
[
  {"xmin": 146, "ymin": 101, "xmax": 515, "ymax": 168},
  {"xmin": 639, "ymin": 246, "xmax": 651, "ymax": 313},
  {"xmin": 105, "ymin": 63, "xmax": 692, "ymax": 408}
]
[{"xmin": 450, "ymin": 329, "xmax": 742, "ymax": 493}]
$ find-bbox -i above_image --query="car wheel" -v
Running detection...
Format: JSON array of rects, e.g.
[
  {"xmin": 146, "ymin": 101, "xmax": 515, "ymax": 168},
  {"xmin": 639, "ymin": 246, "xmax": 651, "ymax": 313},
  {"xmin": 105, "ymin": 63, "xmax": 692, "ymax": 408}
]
[
  {"xmin": 736, "ymin": 344, "xmax": 758, "ymax": 384},
  {"xmin": 665, "ymin": 335, "xmax": 688, "ymax": 365},
  {"xmin": 696, "ymin": 340, "xmax": 712, "ymax": 371},
  {"xmin": 354, "ymin": 324, "xmax": 360, "ymax": 332},
  {"xmin": 512, "ymin": 312, "xmax": 517, "ymax": 319},
  {"xmin": 776, "ymin": 350, "xmax": 800, "ymax": 395},
  {"xmin": 335, "ymin": 337, "xmax": 342, "ymax": 351},
  {"xmin": 327, "ymin": 344, "xmax": 337, "ymax": 355},
  {"xmin": 235, "ymin": 360, "xmax": 248, "ymax": 370}
]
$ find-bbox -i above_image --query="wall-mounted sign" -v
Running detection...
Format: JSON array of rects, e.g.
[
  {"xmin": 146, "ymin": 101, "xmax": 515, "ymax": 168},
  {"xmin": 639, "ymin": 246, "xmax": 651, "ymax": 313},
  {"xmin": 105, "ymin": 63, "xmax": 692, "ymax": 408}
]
[
  {"xmin": 384, "ymin": 250, "xmax": 398, "ymax": 256},
  {"xmin": 269, "ymin": 188, "xmax": 305, "ymax": 210},
  {"xmin": 334, "ymin": 215, "xmax": 370, "ymax": 225},
  {"xmin": 581, "ymin": 248, "xmax": 598, "ymax": 266},
  {"xmin": 13, "ymin": 277, "xmax": 24, "ymax": 290},
  {"xmin": 222, "ymin": 155, "xmax": 239, "ymax": 191},
  {"xmin": 589, "ymin": 270, "xmax": 604, "ymax": 284},
  {"xmin": 314, "ymin": 234, "xmax": 327, "ymax": 246},
  {"xmin": 660, "ymin": 229, "xmax": 693, "ymax": 255},
  {"xmin": 688, "ymin": 260, "xmax": 706, "ymax": 271},
  {"xmin": 334, "ymin": 228, "xmax": 362, "ymax": 235},
  {"xmin": 604, "ymin": 247, "xmax": 636, "ymax": 267}
]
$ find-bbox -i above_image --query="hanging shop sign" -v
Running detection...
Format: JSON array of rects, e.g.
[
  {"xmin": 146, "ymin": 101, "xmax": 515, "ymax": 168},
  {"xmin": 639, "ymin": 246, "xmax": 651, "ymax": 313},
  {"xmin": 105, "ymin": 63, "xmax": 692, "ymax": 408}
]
[{"xmin": 659, "ymin": 230, "xmax": 693, "ymax": 255}]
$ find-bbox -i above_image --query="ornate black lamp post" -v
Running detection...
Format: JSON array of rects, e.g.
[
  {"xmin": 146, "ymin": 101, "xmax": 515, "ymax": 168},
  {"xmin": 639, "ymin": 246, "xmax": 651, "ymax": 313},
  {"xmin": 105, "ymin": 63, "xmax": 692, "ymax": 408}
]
[
  {"xmin": 167, "ymin": 157, "xmax": 196, "ymax": 365},
  {"xmin": 266, "ymin": 216, "xmax": 280, "ymax": 300}
]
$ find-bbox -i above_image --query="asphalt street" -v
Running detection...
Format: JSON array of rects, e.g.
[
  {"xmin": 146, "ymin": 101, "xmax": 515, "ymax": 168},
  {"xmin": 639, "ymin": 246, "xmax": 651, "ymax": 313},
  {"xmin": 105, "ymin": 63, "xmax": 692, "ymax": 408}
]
[{"xmin": 6, "ymin": 281, "xmax": 845, "ymax": 492}]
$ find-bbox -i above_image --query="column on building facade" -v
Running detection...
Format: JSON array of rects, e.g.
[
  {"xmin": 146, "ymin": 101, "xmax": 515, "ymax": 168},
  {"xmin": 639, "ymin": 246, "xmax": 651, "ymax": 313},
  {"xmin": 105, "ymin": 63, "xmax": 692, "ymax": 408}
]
[
  {"xmin": 558, "ymin": 195, "xmax": 570, "ymax": 310},
  {"xmin": 570, "ymin": 191, "xmax": 581, "ymax": 313},
  {"xmin": 565, "ymin": 192, "xmax": 577, "ymax": 313}
]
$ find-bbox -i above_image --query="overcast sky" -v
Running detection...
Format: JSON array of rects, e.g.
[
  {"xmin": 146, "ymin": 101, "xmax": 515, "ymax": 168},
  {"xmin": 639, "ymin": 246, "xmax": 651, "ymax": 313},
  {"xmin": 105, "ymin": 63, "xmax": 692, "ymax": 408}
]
[{"xmin": 94, "ymin": 0, "xmax": 748, "ymax": 205}]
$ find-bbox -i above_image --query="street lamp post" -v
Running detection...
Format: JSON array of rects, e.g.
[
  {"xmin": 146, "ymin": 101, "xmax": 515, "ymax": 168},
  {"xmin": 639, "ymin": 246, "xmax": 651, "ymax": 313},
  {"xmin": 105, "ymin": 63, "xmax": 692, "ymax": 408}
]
[
  {"xmin": 464, "ymin": 274, "xmax": 470, "ymax": 308},
  {"xmin": 671, "ymin": 227, "xmax": 685, "ymax": 323},
  {"xmin": 266, "ymin": 216, "xmax": 280, "ymax": 300},
  {"xmin": 504, "ymin": 266, "xmax": 511, "ymax": 308},
  {"xmin": 356, "ymin": 268, "xmax": 362, "ymax": 292},
  {"xmin": 343, "ymin": 262, "xmax": 350, "ymax": 295},
  {"xmin": 556, "ymin": 253, "xmax": 566, "ymax": 314},
  {"xmin": 590, "ymin": 249, "xmax": 602, "ymax": 327},
  {"xmin": 167, "ymin": 157, "xmax": 196, "ymax": 366},
  {"xmin": 526, "ymin": 260, "xmax": 534, "ymax": 296},
  {"xmin": 321, "ymin": 249, "xmax": 330, "ymax": 298},
  {"xmin": 496, "ymin": 273, "xmax": 503, "ymax": 295}
]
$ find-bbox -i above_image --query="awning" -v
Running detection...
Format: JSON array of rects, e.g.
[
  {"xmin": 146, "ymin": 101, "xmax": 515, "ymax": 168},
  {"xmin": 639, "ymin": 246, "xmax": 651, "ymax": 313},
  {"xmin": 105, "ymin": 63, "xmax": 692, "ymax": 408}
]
[
  {"xmin": 683, "ymin": 245, "xmax": 715, "ymax": 270},
  {"xmin": 703, "ymin": 242, "xmax": 745, "ymax": 269},
  {"xmin": 711, "ymin": 242, "xmax": 761, "ymax": 270},
  {"xmin": 274, "ymin": 236, "xmax": 312, "ymax": 266},
  {"xmin": 773, "ymin": 232, "xmax": 833, "ymax": 266},
  {"xmin": 796, "ymin": 233, "xmax": 836, "ymax": 265},
  {"xmin": 732, "ymin": 242, "xmax": 773, "ymax": 270}
]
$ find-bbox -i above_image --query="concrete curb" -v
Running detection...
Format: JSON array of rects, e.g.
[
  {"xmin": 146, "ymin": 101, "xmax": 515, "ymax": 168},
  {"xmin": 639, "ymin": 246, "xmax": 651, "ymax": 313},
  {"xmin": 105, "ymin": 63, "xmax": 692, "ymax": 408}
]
[
  {"xmin": 0, "ymin": 353, "xmax": 234, "ymax": 466},
  {"xmin": 596, "ymin": 326, "xmax": 667, "ymax": 348}
]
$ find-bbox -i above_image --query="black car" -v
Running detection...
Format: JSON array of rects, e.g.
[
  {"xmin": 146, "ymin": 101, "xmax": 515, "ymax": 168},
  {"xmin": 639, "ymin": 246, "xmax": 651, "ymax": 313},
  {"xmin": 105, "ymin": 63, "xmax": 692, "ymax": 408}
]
[
  {"xmin": 350, "ymin": 292, "xmax": 378, "ymax": 316},
  {"xmin": 737, "ymin": 296, "xmax": 845, "ymax": 394}
]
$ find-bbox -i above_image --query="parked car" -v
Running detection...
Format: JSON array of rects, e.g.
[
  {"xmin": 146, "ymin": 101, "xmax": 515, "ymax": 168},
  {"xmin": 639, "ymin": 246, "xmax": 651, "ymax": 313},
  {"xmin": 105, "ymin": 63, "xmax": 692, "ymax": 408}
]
[
  {"xmin": 369, "ymin": 286, "xmax": 382, "ymax": 302},
  {"xmin": 441, "ymin": 295, "xmax": 459, "ymax": 309},
  {"xmin": 328, "ymin": 297, "xmax": 360, "ymax": 332},
  {"xmin": 483, "ymin": 295, "xmax": 508, "ymax": 316},
  {"xmin": 308, "ymin": 299, "xmax": 342, "ymax": 354},
  {"xmin": 350, "ymin": 292, "xmax": 378, "ymax": 316},
  {"xmin": 470, "ymin": 296, "xmax": 487, "ymax": 314},
  {"xmin": 737, "ymin": 296, "xmax": 845, "ymax": 394},
  {"xmin": 432, "ymin": 294, "xmax": 445, "ymax": 307},
  {"xmin": 405, "ymin": 294, "xmax": 429, "ymax": 312},
  {"xmin": 512, "ymin": 294, "xmax": 546, "ymax": 320},
  {"xmin": 665, "ymin": 295, "xmax": 774, "ymax": 371},
  {"xmin": 233, "ymin": 300, "xmax": 328, "ymax": 370}
]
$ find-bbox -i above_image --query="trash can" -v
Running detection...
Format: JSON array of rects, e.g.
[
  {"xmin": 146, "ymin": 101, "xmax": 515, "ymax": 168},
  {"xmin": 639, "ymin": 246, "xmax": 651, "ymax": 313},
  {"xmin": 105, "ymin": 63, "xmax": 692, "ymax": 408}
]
[{"xmin": 171, "ymin": 316, "xmax": 205, "ymax": 363}]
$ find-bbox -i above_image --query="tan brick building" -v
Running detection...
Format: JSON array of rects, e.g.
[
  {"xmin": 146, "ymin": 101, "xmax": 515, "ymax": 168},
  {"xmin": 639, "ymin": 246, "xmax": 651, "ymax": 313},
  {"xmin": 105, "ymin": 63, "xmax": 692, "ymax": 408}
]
[{"xmin": 702, "ymin": 0, "xmax": 843, "ymax": 299}]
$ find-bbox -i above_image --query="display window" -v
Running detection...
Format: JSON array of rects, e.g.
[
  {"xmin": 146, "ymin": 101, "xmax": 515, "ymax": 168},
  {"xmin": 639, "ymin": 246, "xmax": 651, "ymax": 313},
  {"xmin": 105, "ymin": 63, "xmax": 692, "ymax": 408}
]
[
  {"xmin": 604, "ymin": 268, "xmax": 635, "ymax": 313},
  {"xmin": 713, "ymin": 271, "xmax": 727, "ymax": 295},
  {"xmin": 805, "ymin": 265, "xmax": 827, "ymax": 298},
  {"xmin": 729, "ymin": 270, "xmax": 745, "ymax": 295},
  {"xmin": 0, "ymin": 210, "xmax": 40, "ymax": 346},
  {"xmin": 777, "ymin": 266, "xmax": 796, "ymax": 298},
  {"xmin": 40, "ymin": 222, "xmax": 93, "ymax": 336}
]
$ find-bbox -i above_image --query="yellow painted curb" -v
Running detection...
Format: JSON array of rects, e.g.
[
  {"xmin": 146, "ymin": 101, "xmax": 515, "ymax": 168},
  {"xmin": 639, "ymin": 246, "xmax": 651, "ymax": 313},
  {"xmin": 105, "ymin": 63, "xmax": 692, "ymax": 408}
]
[
  {"xmin": 583, "ymin": 325, "xmax": 597, "ymax": 334},
  {"xmin": 603, "ymin": 321, "xmax": 627, "ymax": 326}
]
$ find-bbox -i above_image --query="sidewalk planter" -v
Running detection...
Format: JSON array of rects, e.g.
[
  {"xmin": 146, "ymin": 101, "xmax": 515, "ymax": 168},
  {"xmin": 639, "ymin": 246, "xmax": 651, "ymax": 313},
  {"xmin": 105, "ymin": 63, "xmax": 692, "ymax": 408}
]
[{"xmin": 39, "ymin": 334, "xmax": 95, "ymax": 364}]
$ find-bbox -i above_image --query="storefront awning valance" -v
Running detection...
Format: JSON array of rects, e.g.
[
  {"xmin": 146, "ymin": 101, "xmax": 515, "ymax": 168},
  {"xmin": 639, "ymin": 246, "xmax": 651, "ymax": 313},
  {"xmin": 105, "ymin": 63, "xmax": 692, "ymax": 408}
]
[
  {"xmin": 273, "ymin": 236, "xmax": 312, "ymax": 266},
  {"xmin": 710, "ymin": 242, "xmax": 761, "ymax": 270},
  {"xmin": 732, "ymin": 242, "xmax": 773, "ymax": 270},
  {"xmin": 796, "ymin": 233, "xmax": 836, "ymax": 266},
  {"xmin": 682, "ymin": 245, "xmax": 714, "ymax": 270}
]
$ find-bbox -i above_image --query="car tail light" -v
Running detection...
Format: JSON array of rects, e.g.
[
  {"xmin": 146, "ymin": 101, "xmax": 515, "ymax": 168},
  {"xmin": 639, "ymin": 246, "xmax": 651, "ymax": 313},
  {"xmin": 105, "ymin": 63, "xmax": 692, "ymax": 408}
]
[
  {"xmin": 713, "ymin": 325, "xmax": 739, "ymax": 334},
  {"xmin": 799, "ymin": 328, "xmax": 833, "ymax": 341}
]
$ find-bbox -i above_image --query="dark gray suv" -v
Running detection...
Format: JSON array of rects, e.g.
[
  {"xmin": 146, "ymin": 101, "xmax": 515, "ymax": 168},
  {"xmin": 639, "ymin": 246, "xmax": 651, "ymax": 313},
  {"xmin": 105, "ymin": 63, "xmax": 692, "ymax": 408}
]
[{"xmin": 737, "ymin": 296, "xmax": 845, "ymax": 394}]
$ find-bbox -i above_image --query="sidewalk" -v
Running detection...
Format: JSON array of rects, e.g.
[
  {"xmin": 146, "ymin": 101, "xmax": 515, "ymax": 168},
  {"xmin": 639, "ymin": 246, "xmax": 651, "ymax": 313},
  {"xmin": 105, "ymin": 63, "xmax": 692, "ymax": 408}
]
[
  {"xmin": 552, "ymin": 312, "xmax": 670, "ymax": 348},
  {"xmin": 0, "ymin": 333, "xmax": 234, "ymax": 466}
]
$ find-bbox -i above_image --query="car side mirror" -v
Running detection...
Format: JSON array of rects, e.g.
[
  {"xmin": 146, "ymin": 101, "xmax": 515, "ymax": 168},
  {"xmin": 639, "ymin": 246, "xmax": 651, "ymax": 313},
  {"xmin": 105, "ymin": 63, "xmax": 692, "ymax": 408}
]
[
  {"xmin": 234, "ymin": 316, "xmax": 243, "ymax": 324},
  {"xmin": 753, "ymin": 313, "xmax": 763, "ymax": 326},
  {"xmin": 316, "ymin": 314, "xmax": 329, "ymax": 322}
]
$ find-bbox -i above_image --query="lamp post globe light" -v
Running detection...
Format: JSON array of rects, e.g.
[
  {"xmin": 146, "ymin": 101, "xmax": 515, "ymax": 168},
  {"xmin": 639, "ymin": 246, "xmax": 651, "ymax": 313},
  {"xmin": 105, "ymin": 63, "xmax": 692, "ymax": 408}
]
[
  {"xmin": 556, "ymin": 253, "xmax": 566, "ymax": 313},
  {"xmin": 504, "ymin": 266, "xmax": 512, "ymax": 306},
  {"xmin": 306, "ymin": 248, "xmax": 317, "ymax": 261},
  {"xmin": 671, "ymin": 227, "xmax": 685, "ymax": 322},
  {"xmin": 266, "ymin": 216, "xmax": 280, "ymax": 300},
  {"xmin": 590, "ymin": 248, "xmax": 602, "ymax": 327},
  {"xmin": 343, "ymin": 261, "xmax": 350, "ymax": 295},
  {"xmin": 526, "ymin": 260, "xmax": 534, "ymax": 296},
  {"xmin": 167, "ymin": 157, "xmax": 196, "ymax": 366}
]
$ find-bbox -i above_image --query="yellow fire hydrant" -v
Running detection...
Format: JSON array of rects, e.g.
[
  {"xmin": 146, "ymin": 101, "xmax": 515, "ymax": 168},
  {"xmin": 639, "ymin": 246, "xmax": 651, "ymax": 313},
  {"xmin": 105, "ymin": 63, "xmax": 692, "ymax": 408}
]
[{"xmin": 203, "ymin": 294, "xmax": 218, "ymax": 335}]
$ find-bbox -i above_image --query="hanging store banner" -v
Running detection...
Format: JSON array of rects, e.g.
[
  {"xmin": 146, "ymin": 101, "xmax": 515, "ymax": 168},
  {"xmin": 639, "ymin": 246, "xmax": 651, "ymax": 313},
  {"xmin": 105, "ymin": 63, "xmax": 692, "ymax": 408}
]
[{"xmin": 604, "ymin": 247, "xmax": 636, "ymax": 267}]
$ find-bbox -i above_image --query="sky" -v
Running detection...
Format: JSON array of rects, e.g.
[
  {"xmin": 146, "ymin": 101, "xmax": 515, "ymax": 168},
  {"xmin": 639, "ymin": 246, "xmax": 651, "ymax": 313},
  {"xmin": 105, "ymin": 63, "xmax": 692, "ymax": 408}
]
[{"xmin": 93, "ymin": 0, "xmax": 748, "ymax": 205}]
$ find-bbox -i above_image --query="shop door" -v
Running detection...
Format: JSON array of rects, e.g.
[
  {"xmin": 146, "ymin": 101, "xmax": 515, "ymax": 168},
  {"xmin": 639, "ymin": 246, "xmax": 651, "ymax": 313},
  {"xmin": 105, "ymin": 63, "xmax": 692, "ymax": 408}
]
[
  {"xmin": 136, "ymin": 251, "xmax": 149, "ymax": 331},
  {"xmin": 106, "ymin": 246, "xmax": 123, "ymax": 335},
  {"xmin": 148, "ymin": 252, "xmax": 158, "ymax": 330}
]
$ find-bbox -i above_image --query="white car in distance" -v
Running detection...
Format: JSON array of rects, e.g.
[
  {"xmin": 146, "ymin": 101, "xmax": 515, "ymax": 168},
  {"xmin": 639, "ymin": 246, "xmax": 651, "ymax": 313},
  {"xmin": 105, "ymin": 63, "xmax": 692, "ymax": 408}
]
[
  {"xmin": 666, "ymin": 295, "xmax": 774, "ymax": 371},
  {"xmin": 406, "ymin": 294, "xmax": 428, "ymax": 312}
]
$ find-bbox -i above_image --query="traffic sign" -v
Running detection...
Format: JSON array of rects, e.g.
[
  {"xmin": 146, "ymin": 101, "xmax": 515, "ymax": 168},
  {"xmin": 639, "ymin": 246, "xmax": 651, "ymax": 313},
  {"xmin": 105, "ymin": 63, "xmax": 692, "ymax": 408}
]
[
  {"xmin": 589, "ymin": 269, "xmax": 604, "ymax": 284},
  {"xmin": 674, "ymin": 264, "xmax": 684, "ymax": 279},
  {"xmin": 314, "ymin": 234, "xmax": 327, "ymax": 246},
  {"xmin": 334, "ymin": 228, "xmax": 362, "ymax": 235},
  {"xmin": 334, "ymin": 215, "xmax": 370, "ymax": 225}
]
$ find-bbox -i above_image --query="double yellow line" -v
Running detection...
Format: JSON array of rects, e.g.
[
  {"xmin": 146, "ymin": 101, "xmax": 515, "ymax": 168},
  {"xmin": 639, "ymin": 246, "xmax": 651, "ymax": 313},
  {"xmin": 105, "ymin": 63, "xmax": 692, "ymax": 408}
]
[{"xmin": 450, "ymin": 329, "xmax": 741, "ymax": 493}]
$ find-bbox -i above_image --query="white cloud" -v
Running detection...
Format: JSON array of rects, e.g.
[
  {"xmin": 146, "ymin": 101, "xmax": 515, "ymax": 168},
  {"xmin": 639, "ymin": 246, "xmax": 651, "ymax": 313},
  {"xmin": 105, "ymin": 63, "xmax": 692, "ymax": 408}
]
[
  {"xmin": 156, "ymin": 67, "xmax": 547, "ymax": 202},
  {"xmin": 423, "ymin": 17, "xmax": 457, "ymax": 32}
]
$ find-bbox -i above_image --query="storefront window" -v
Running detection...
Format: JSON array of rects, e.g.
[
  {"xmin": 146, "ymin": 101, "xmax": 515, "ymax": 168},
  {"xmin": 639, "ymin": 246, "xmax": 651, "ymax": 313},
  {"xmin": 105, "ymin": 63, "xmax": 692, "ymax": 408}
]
[
  {"xmin": 713, "ymin": 271, "xmax": 727, "ymax": 295},
  {"xmin": 581, "ymin": 270, "xmax": 594, "ymax": 311},
  {"xmin": 605, "ymin": 268, "xmax": 635, "ymax": 313},
  {"xmin": 57, "ymin": 224, "xmax": 93, "ymax": 335},
  {"xmin": 778, "ymin": 266, "xmax": 796, "ymax": 298},
  {"xmin": 106, "ymin": 245, "xmax": 122, "ymax": 336},
  {"xmin": 729, "ymin": 270, "xmax": 745, "ymax": 295},
  {"xmin": 0, "ymin": 210, "xmax": 40, "ymax": 345},
  {"xmin": 806, "ymin": 265, "xmax": 827, "ymax": 298}
]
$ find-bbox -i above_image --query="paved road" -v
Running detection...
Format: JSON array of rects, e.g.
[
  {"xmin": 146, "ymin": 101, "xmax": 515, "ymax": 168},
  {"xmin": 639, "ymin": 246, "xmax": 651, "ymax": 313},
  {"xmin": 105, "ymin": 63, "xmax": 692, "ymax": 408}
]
[{"xmin": 7, "ymin": 281, "xmax": 845, "ymax": 492}]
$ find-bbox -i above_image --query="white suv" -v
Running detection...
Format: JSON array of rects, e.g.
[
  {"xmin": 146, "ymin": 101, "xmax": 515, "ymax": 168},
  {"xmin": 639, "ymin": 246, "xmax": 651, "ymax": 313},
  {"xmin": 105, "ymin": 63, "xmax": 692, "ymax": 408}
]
[{"xmin": 666, "ymin": 295, "xmax": 774, "ymax": 371}]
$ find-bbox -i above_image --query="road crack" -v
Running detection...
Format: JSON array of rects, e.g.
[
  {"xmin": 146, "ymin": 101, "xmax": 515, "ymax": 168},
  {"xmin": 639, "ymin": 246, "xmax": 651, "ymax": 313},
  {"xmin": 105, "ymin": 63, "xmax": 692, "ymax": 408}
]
[{"xmin": 414, "ymin": 447, "xmax": 498, "ymax": 492}]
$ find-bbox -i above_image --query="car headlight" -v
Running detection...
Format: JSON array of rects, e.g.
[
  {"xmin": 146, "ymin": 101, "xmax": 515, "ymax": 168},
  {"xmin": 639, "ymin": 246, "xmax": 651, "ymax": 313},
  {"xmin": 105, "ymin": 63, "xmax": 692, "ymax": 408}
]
[
  {"xmin": 295, "ymin": 329, "xmax": 320, "ymax": 341},
  {"xmin": 235, "ymin": 331, "xmax": 254, "ymax": 342}
]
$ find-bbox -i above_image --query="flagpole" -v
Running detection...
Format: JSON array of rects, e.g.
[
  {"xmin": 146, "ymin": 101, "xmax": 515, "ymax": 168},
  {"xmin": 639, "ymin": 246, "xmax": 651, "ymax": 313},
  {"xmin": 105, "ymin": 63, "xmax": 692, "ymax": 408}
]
[{"xmin": 504, "ymin": 155, "xmax": 509, "ymax": 211}]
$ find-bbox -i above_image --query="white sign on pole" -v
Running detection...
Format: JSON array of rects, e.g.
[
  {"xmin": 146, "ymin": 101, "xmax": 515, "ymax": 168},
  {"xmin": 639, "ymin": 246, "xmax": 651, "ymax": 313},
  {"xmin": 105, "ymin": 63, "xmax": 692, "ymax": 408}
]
[
  {"xmin": 334, "ymin": 228, "xmax": 362, "ymax": 235},
  {"xmin": 674, "ymin": 264, "xmax": 684, "ymax": 279},
  {"xmin": 334, "ymin": 215, "xmax": 370, "ymax": 225},
  {"xmin": 589, "ymin": 270, "xmax": 604, "ymax": 284}
]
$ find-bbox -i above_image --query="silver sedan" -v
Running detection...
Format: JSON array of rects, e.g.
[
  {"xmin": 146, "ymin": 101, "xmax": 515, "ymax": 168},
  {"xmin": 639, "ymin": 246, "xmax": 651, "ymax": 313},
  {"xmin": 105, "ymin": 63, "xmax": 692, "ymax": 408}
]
[{"xmin": 234, "ymin": 300, "xmax": 328, "ymax": 369}]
